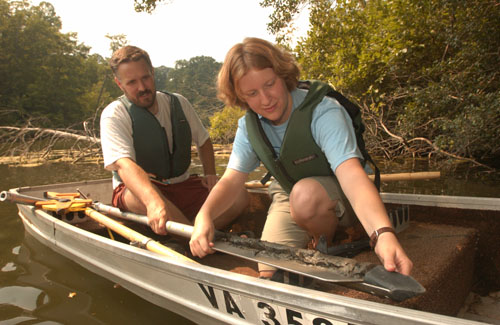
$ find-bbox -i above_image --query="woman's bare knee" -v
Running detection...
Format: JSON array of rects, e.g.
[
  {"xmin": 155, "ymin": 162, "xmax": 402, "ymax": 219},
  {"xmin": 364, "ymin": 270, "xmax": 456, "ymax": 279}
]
[
  {"xmin": 290, "ymin": 178, "xmax": 338, "ymax": 241},
  {"xmin": 290, "ymin": 178, "xmax": 330, "ymax": 219}
]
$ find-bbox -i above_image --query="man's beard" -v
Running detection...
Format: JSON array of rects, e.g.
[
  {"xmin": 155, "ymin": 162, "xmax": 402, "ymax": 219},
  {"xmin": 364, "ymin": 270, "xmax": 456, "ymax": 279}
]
[{"xmin": 134, "ymin": 89, "xmax": 156, "ymax": 109}]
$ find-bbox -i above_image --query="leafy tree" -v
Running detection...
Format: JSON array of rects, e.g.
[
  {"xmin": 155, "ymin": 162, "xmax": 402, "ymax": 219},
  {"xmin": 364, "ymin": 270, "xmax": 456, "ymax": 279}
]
[
  {"xmin": 0, "ymin": 0, "xmax": 116, "ymax": 128},
  {"xmin": 106, "ymin": 33, "xmax": 128, "ymax": 53},
  {"xmin": 133, "ymin": 0, "xmax": 168, "ymax": 13},
  {"xmin": 163, "ymin": 56, "xmax": 222, "ymax": 125},
  {"xmin": 209, "ymin": 106, "xmax": 246, "ymax": 144},
  {"xmin": 260, "ymin": 0, "xmax": 308, "ymax": 44},
  {"xmin": 154, "ymin": 65, "xmax": 171, "ymax": 91},
  {"xmin": 76, "ymin": 53, "xmax": 119, "ymax": 130},
  {"xmin": 263, "ymin": 0, "xmax": 500, "ymax": 168}
]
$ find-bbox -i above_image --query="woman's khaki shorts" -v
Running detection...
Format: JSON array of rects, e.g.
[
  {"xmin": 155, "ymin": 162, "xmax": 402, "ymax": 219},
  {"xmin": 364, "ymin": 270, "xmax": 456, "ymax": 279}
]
[{"xmin": 259, "ymin": 176, "xmax": 357, "ymax": 272}]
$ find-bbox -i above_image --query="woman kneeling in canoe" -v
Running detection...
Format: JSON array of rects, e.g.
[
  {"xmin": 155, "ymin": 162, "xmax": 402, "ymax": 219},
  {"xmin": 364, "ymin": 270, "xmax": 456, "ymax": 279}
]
[{"xmin": 189, "ymin": 37, "xmax": 413, "ymax": 280}]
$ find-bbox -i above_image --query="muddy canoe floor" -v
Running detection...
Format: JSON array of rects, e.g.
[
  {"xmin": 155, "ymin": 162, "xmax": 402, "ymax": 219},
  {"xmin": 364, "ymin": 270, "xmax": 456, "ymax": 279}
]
[{"xmin": 458, "ymin": 291, "xmax": 500, "ymax": 324}]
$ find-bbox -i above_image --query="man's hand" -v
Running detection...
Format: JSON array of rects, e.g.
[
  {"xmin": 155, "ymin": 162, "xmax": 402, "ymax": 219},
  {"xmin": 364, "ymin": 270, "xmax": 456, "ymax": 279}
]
[
  {"xmin": 111, "ymin": 158, "xmax": 173, "ymax": 236},
  {"xmin": 202, "ymin": 174, "xmax": 219, "ymax": 191},
  {"xmin": 146, "ymin": 204, "xmax": 169, "ymax": 235}
]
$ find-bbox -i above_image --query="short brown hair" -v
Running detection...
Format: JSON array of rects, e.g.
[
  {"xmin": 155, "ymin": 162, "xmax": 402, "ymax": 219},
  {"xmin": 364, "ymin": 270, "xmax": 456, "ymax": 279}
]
[
  {"xmin": 217, "ymin": 37, "xmax": 300, "ymax": 109},
  {"xmin": 109, "ymin": 45, "xmax": 153, "ymax": 76}
]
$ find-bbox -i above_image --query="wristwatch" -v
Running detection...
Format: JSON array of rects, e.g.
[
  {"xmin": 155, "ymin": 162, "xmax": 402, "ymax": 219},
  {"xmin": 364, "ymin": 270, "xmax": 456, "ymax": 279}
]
[{"xmin": 369, "ymin": 227, "xmax": 396, "ymax": 249}]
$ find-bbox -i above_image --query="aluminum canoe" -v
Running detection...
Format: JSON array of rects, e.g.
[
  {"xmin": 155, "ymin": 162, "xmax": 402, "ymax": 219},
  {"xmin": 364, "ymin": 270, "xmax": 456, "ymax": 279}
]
[{"xmin": 8, "ymin": 178, "xmax": 498, "ymax": 325}]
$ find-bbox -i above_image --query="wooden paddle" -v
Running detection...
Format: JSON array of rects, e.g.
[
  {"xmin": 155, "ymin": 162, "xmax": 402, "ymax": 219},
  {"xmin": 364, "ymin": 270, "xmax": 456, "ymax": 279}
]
[
  {"xmin": 244, "ymin": 171, "xmax": 441, "ymax": 188},
  {"xmin": 0, "ymin": 191, "xmax": 196, "ymax": 264},
  {"xmin": 83, "ymin": 207, "xmax": 197, "ymax": 263}
]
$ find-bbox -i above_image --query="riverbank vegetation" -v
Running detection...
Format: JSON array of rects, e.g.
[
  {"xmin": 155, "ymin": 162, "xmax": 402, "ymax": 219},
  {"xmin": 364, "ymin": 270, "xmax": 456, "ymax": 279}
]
[{"xmin": 1, "ymin": 0, "xmax": 498, "ymax": 172}]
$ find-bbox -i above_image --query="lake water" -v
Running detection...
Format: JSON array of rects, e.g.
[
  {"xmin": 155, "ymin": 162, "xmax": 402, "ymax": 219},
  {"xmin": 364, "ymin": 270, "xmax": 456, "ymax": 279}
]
[
  {"xmin": 0, "ymin": 159, "xmax": 498, "ymax": 324},
  {"xmin": 0, "ymin": 163, "xmax": 196, "ymax": 324}
]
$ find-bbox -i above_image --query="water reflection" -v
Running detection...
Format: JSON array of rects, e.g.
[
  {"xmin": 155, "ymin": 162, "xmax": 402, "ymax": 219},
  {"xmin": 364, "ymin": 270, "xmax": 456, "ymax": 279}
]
[
  {"xmin": 0, "ymin": 286, "xmax": 49, "ymax": 314},
  {"xmin": 375, "ymin": 158, "xmax": 500, "ymax": 197},
  {"xmin": 1, "ymin": 235, "xmax": 100, "ymax": 324},
  {"xmin": 1, "ymin": 233, "xmax": 194, "ymax": 324}
]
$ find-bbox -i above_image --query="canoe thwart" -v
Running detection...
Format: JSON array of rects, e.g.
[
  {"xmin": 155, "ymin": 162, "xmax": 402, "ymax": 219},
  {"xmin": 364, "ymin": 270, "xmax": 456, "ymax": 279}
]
[{"xmin": 245, "ymin": 171, "xmax": 441, "ymax": 188}]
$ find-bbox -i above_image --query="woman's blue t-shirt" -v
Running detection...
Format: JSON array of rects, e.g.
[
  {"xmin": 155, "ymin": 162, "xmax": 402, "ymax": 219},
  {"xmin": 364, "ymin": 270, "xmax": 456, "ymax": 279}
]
[{"xmin": 227, "ymin": 88, "xmax": 363, "ymax": 175}]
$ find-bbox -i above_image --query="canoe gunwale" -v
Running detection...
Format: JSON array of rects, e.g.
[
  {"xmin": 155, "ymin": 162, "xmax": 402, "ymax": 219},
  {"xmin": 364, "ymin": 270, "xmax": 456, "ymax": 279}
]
[
  {"xmin": 13, "ymin": 177, "xmax": 500, "ymax": 212},
  {"xmin": 380, "ymin": 192, "xmax": 500, "ymax": 211}
]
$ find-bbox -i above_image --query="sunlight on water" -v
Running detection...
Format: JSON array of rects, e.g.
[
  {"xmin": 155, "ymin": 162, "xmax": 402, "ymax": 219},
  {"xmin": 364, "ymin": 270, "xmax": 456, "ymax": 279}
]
[{"xmin": 0, "ymin": 286, "xmax": 48, "ymax": 311}]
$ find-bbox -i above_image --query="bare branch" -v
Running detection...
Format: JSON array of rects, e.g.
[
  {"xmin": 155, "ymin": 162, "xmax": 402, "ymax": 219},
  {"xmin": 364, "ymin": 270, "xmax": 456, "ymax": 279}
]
[
  {"xmin": 0, "ymin": 126, "xmax": 100, "ymax": 144},
  {"xmin": 0, "ymin": 124, "xmax": 102, "ymax": 165},
  {"xmin": 407, "ymin": 137, "xmax": 493, "ymax": 170}
]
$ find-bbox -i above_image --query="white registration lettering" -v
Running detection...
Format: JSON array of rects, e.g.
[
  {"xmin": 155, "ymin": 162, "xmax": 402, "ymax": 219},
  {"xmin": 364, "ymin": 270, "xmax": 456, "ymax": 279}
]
[
  {"xmin": 253, "ymin": 299, "xmax": 349, "ymax": 325},
  {"xmin": 198, "ymin": 283, "xmax": 349, "ymax": 324}
]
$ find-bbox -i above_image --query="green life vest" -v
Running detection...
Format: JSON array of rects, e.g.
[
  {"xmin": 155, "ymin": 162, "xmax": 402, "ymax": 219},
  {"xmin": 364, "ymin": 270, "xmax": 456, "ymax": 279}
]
[
  {"xmin": 245, "ymin": 80, "xmax": 380, "ymax": 194},
  {"xmin": 119, "ymin": 91, "xmax": 192, "ymax": 181}
]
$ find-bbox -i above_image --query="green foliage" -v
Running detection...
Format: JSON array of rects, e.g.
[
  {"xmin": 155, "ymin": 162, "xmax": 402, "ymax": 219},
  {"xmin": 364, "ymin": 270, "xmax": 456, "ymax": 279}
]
[
  {"xmin": 0, "ymin": 0, "xmax": 118, "ymax": 128},
  {"xmin": 0, "ymin": 0, "xmax": 222, "ymax": 139},
  {"xmin": 3, "ymin": 0, "xmax": 498, "ymax": 169},
  {"xmin": 106, "ymin": 34, "xmax": 128, "ymax": 53},
  {"xmin": 133, "ymin": 0, "xmax": 167, "ymax": 13},
  {"xmin": 154, "ymin": 65, "xmax": 171, "ymax": 90},
  {"xmin": 260, "ymin": 0, "xmax": 308, "ymax": 43},
  {"xmin": 163, "ymin": 56, "xmax": 222, "ymax": 125},
  {"xmin": 209, "ymin": 106, "xmax": 246, "ymax": 144},
  {"xmin": 265, "ymin": 0, "xmax": 500, "ymax": 166}
]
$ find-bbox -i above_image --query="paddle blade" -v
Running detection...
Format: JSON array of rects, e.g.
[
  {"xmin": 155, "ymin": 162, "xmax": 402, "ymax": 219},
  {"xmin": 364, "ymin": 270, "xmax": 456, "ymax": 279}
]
[{"xmin": 363, "ymin": 266, "xmax": 426, "ymax": 301}]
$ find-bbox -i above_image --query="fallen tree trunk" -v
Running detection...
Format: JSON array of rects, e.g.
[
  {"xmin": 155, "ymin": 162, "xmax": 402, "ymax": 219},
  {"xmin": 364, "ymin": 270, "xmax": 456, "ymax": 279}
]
[
  {"xmin": 0, "ymin": 126, "xmax": 100, "ymax": 144},
  {"xmin": 0, "ymin": 125, "xmax": 102, "ymax": 165}
]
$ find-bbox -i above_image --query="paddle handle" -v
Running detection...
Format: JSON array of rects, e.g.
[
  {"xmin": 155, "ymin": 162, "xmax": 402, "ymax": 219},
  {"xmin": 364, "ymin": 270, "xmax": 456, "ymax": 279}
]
[
  {"xmin": 93, "ymin": 202, "xmax": 195, "ymax": 238},
  {"xmin": 166, "ymin": 221, "xmax": 194, "ymax": 238},
  {"xmin": 84, "ymin": 207, "xmax": 196, "ymax": 263}
]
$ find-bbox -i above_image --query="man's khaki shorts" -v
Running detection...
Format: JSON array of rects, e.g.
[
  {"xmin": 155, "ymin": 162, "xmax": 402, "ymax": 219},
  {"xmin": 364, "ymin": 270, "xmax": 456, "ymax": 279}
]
[{"xmin": 259, "ymin": 176, "xmax": 357, "ymax": 272}]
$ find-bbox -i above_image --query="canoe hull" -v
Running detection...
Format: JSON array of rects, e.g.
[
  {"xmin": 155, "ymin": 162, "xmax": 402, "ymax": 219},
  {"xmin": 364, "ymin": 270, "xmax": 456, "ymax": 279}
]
[{"xmin": 12, "ymin": 179, "xmax": 494, "ymax": 325}]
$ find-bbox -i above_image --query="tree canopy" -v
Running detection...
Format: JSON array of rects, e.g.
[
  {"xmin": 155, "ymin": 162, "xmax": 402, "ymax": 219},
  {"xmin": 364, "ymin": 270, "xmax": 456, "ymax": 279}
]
[
  {"xmin": 1, "ymin": 0, "xmax": 499, "ymax": 170},
  {"xmin": 0, "ymin": 0, "xmax": 119, "ymax": 128},
  {"xmin": 162, "ymin": 56, "xmax": 222, "ymax": 125},
  {"xmin": 263, "ymin": 0, "xmax": 500, "ymax": 168}
]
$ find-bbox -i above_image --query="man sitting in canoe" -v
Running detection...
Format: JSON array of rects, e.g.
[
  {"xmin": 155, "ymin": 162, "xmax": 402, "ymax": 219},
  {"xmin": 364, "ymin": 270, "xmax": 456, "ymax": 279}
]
[
  {"xmin": 189, "ymin": 38, "xmax": 413, "ymax": 280},
  {"xmin": 100, "ymin": 46, "xmax": 249, "ymax": 235}
]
